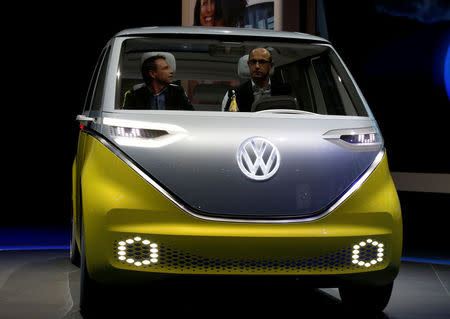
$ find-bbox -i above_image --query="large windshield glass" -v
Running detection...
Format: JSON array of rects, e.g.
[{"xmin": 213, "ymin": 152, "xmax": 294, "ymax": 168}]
[{"xmin": 115, "ymin": 37, "xmax": 367, "ymax": 116}]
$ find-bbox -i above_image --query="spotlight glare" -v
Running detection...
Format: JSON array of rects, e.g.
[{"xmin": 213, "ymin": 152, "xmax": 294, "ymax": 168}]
[
  {"xmin": 118, "ymin": 246, "xmax": 126, "ymax": 250},
  {"xmin": 353, "ymin": 250, "xmax": 360, "ymax": 254},
  {"xmin": 118, "ymin": 241, "xmax": 126, "ymax": 246},
  {"xmin": 372, "ymin": 241, "xmax": 379, "ymax": 246},
  {"xmin": 118, "ymin": 251, "xmax": 126, "ymax": 256},
  {"xmin": 134, "ymin": 262, "xmax": 142, "ymax": 266},
  {"xmin": 143, "ymin": 260, "xmax": 150, "ymax": 265},
  {"xmin": 150, "ymin": 243, "xmax": 158, "ymax": 248},
  {"xmin": 150, "ymin": 258, "xmax": 158, "ymax": 263},
  {"xmin": 370, "ymin": 260, "xmax": 377, "ymax": 264},
  {"xmin": 358, "ymin": 261, "xmax": 365, "ymax": 266},
  {"xmin": 353, "ymin": 245, "xmax": 360, "ymax": 250},
  {"xmin": 365, "ymin": 263, "xmax": 371, "ymax": 267},
  {"xmin": 352, "ymin": 259, "xmax": 358, "ymax": 264},
  {"xmin": 352, "ymin": 255, "xmax": 359, "ymax": 259},
  {"xmin": 378, "ymin": 248, "xmax": 384, "ymax": 252},
  {"xmin": 378, "ymin": 243, "xmax": 384, "ymax": 248},
  {"xmin": 126, "ymin": 239, "xmax": 134, "ymax": 244},
  {"xmin": 126, "ymin": 259, "xmax": 134, "ymax": 263},
  {"xmin": 150, "ymin": 253, "xmax": 158, "ymax": 258},
  {"xmin": 366, "ymin": 239, "xmax": 372, "ymax": 243},
  {"xmin": 359, "ymin": 242, "xmax": 366, "ymax": 246},
  {"xmin": 142, "ymin": 240, "xmax": 150, "ymax": 245},
  {"xmin": 119, "ymin": 256, "xmax": 126, "ymax": 260},
  {"xmin": 134, "ymin": 237, "xmax": 141, "ymax": 241},
  {"xmin": 377, "ymin": 258, "xmax": 383, "ymax": 262},
  {"xmin": 377, "ymin": 253, "xmax": 384, "ymax": 257},
  {"xmin": 150, "ymin": 248, "xmax": 158, "ymax": 253}
]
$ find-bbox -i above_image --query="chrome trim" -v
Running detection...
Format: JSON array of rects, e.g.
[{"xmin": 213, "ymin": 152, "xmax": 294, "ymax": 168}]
[
  {"xmin": 86, "ymin": 130, "xmax": 385, "ymax": 224},
  {"xmin": 76, "ymin": 114, "xmax": 96, "ymax": 123}
]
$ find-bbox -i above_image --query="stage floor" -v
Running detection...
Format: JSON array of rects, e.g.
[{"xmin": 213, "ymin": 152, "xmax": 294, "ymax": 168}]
[{"xmin": 0, "ymin": 250, "xmax": 449, "ymax": 319}]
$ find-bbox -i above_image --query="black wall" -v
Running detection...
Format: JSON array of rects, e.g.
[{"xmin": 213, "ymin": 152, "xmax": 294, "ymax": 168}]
[
  {"xmin": 324, "ymin": 0, "xmax": 450, "ymax": 259},
  {"xmin": 6, "ymin": 2, "xmax": 182, "ymax": 227},
  {"xmin": 324, "ymin": 1, "xmax": 450, "ymax": 173}
]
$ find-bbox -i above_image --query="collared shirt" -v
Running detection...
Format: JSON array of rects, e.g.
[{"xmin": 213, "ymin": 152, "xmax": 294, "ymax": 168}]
[
  {"xmin": 221, "ymin": 79, "xmax": 273, "ymax": 111},
  {"xmin": 251, "ymin": 79, "xmax": 271, "ymax": 104},
  {"xmin": 149, "ymin": 86, "xmax": 168, "ymax": 110}
]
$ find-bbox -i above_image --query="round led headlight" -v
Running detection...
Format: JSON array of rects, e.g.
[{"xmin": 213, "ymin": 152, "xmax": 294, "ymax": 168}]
[
  {"xmin": 116, "ymin": 237, "xmax": 159, "ymax": 265},
  {"xmin": 351, "ymin": 239, "xmax": 385, "ymax": 268}
]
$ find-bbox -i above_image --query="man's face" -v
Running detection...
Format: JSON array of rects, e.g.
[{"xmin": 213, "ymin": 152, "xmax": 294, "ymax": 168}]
[
  {"xmin": 248, "ymin": 48, "xmax": 274, "ymax": 82},
  {"xmin": 150, "ymin": 58, "xmax": 173, "ymax": 85}
]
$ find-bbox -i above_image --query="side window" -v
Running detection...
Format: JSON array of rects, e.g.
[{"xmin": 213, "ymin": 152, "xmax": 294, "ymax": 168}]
[
  {"xmin": 278, "ymin": 60, "xmax": 317, "ymax": 113},
  {"xmin": 312, "ymin": 56, "xmax": 346, "ymax": 115},
  {"xmin": 91, "ymin": 46, "xmax": 111, "ymax": 111},
  {"xmin": 83, "ymin": 46, "xmax": 109, "ymax": 113},
  {"xmin": 328, "ymin": 51, "xmax": 368, "ymax": 117},
  {"xmin": 330, "ymin": 65, "xmax": 356, "ymax": 116}
]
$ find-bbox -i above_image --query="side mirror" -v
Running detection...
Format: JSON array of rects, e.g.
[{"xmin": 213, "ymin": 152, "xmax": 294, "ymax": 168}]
[{"xmin": 76, "ymin": 114, "xmax": 96, "ymax": 129}]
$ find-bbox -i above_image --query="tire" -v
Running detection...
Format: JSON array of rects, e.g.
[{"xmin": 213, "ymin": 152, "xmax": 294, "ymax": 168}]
[
  {"xmin": 79, "ymin": 218, "xmax": 102, "ymax": 314},
  {"xmin": 339, "ymin": 282, "xmax": 393, "ymax": 313},
  {"xmin": 69, "ymin": 212, "xmax": 80, "ymax": 267}
]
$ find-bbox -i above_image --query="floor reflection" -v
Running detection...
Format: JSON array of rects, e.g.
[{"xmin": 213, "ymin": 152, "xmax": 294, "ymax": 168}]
[
  {"xmin": 66, "ymin": 272, "xmax": 389, "ymax": 319},
  {"xmin": 6, "ymin": 251, "xmax": 449, "ymax": 319}
]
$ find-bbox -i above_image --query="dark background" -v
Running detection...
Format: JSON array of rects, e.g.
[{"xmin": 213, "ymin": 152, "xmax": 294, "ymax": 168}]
[
  {"xmin": 4, "ymin": 1, "xmax": 450, "ymax": 258},
  {"xmin": 323, "ymin": 1, "xmax": 450, "ymax": 259},
  {"xmin": 5, "ymin": 2, "xmax": 181, "ymax": 228},
  {"xmin": 324, "ymin": 0, "xmax": 450, "ymax": 174}
]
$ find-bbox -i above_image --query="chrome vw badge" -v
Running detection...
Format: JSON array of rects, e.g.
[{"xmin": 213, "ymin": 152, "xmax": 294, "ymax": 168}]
[{"xmin": 237, "ymin": 137, "xmax": 281, "ymax": 181}]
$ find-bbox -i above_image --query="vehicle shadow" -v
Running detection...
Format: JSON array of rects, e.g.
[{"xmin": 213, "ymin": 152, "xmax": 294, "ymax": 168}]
[{"xmin": 71, "ymin": 276, "xmax": 390, "ymax": 319}]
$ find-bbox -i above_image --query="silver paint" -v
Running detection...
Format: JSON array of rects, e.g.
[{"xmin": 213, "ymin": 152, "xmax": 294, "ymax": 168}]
[
  {"xmin": 89, "ymin": 129, "xmax": 385, "ymax": 223},
  {"xmin": 114, "ymin": 26, "xmax": 329, "ymax": 43},
  {"xmin": 99, "ymin": 113, "xmax": 382, "ymax": 218}
]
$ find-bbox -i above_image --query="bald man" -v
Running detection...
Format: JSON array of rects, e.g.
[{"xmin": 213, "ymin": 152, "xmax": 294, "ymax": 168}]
[{"xmin": 223, "ymin": 47, "xmax": 291, "ymax": 112}]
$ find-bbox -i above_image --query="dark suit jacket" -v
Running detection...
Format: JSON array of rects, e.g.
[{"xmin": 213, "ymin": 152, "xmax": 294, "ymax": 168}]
[
  {"xmin": 123, "ymin": 83, "xmax": 194, "ymax": 110},
  {"xmin": 224, "ymin": 80, "xmax": 292, "ymax": 112}
]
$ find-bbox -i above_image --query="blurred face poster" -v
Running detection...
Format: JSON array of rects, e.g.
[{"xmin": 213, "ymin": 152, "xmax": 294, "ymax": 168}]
[{"xmin": 183, "ymin": 0, "xmax": 274, "ymax": 29}]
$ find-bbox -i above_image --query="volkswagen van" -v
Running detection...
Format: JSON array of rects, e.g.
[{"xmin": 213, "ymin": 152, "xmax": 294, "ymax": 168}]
[{"xmin": 72, "ymin": 27, "xmax": 402, "ymax": 313}]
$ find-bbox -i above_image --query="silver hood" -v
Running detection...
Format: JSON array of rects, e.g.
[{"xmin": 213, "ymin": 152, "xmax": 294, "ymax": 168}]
[{"xmin": 99, "ymin": 111, "xmax": 382, "ymax": 219}]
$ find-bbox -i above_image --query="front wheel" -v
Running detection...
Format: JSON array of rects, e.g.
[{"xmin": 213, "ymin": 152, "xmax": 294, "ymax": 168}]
[{"xmin": 339, "ymin": 282, "xmax": 394, "ymax": 313}]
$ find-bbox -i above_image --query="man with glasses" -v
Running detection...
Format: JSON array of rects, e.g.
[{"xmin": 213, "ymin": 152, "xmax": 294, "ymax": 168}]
[{"xmin": 223, "ymin": 47, "xmax": 290, "ymax": 112}]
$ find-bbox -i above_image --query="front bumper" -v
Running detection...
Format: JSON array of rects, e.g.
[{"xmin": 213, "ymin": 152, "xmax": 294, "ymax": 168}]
[{"xmin": 79, "ymin": 135, "xmax": 402, "ymax": 287}]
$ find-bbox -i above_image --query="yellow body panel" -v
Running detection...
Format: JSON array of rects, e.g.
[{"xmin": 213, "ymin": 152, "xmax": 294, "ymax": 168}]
[{"xmin": 75, "ymin": 132, "xmax": 402, "ymax": 286}]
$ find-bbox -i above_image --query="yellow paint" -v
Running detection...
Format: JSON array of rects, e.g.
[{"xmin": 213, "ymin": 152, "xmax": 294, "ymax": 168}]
[{"xmin": 75, "ymin": 134, "xmax": 402, "ymax": 285}]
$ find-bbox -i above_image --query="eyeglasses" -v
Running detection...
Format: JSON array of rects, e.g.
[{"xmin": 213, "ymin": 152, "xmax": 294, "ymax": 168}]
[{"xmin": 248, "ymin": 59, "xmax": 271, "ymax": 66}]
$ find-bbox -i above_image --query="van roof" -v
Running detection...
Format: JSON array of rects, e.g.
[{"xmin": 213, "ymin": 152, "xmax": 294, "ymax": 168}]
[{"xmin": 114, "ymin": 26, "xmax": 329, "ymax": 44}]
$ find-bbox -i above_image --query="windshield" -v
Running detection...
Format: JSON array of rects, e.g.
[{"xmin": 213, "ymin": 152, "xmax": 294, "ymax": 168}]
[{"xmin": 115, "ymin": 37, "xmax": 367, "ymax": 116}]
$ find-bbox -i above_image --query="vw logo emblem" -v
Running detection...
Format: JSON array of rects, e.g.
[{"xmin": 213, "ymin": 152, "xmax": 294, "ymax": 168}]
[{"xmin": 237, "ymin": 137, "xmax": 281, "ymax": 181}]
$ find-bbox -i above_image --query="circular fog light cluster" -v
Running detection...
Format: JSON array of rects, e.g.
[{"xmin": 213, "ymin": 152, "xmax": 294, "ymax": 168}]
[
  {"xmin": 116, "ymin": 237, "xmax": 159, "ymax": 266},
  {"xmin": 351, "ymin": 239, "xmax": 384, "ymax": 268}
]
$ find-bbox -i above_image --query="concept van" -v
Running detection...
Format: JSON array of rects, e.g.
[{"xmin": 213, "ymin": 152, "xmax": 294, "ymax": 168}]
[{"xmin": 72, "ymin": 27, "xmax": 402, "ymax": 313}]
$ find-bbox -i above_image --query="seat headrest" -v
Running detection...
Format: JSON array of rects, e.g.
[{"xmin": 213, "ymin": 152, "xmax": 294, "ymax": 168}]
[
  {"xmin": 140, "ymin": 52, "xmax": 176, "ymax": 72},
  {"xmin": 237, "ymin": 54, "xmax": 274, "ymax": 79}
]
